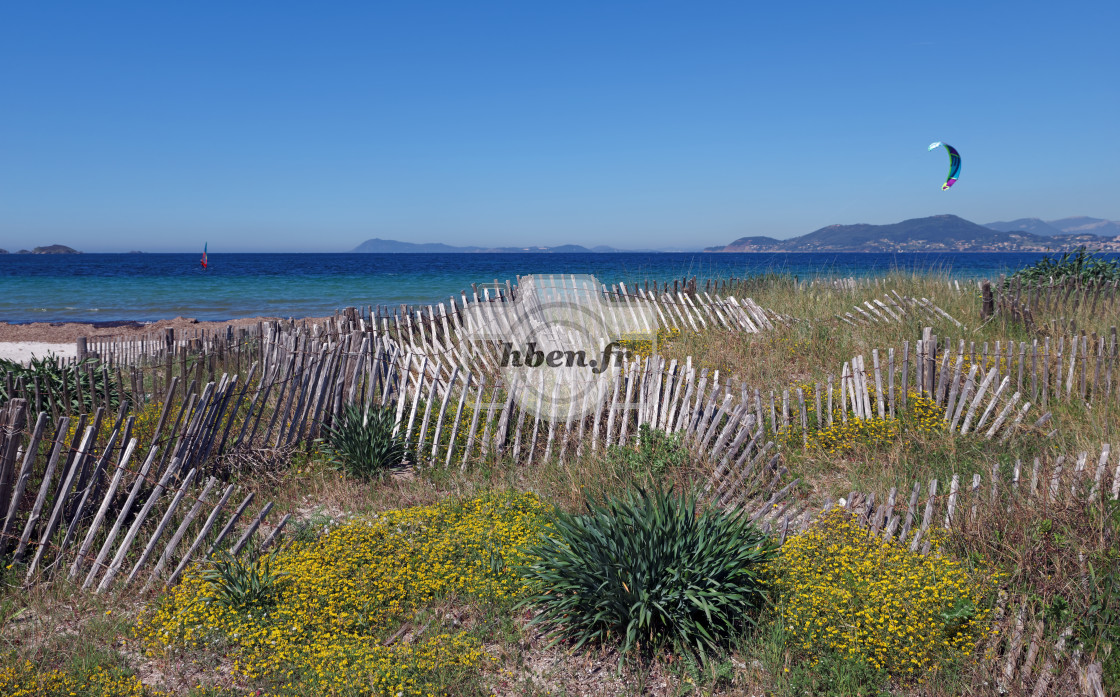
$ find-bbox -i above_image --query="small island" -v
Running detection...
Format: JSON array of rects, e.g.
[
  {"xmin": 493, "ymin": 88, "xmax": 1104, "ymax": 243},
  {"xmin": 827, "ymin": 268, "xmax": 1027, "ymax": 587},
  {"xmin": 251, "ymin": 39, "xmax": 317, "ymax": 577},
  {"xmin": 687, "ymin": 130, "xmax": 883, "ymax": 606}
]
[{"xmin": 13, "ymin": 244, "xmax": 81, "ymax": 254}]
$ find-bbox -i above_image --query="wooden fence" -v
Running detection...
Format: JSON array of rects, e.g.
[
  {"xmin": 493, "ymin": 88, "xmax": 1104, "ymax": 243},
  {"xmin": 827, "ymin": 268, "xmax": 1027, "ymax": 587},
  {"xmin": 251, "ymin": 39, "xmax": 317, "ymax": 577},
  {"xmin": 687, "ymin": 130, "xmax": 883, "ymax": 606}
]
[
  {"xmin": 823, "ymin": 327, "xmax": 1120, "ymax": 431},
  {"xmin": 808, "ymin": 276, "xmax": 969, "ymax": 293},
  {"xmin": 0, "ymin": 398, "xmax": 285, "ymax": 592},
  {"xmin": 1, "ymin": 320, "xmax": 1061, "ymax": 597},
  {"xmin": 985, "ymin": 276, "xmax": 1120, "ymax": 333},
  {"xmin": 40, "ymin": 275, "xmax": 790, "ymax": 370},
  {"xmin": 835, "ymin": 291, "xmax": 964, "ymax": 329}
]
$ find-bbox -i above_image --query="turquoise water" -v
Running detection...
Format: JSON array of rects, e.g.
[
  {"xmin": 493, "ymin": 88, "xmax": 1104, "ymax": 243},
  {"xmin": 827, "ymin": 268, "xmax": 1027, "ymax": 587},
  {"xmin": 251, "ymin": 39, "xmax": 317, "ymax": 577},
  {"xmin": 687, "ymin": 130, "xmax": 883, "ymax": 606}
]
[{"xmin": 0, "ymin": 251, "xmax": 1060, "ymax": 323}]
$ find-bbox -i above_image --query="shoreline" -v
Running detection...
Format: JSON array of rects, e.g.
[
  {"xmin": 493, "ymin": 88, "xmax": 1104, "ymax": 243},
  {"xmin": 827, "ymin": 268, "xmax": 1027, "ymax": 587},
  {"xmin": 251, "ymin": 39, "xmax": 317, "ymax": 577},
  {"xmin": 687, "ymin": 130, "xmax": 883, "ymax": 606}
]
[{"xmin": 0, "ymin": 316, "xmax": 327, "ymax": 351}]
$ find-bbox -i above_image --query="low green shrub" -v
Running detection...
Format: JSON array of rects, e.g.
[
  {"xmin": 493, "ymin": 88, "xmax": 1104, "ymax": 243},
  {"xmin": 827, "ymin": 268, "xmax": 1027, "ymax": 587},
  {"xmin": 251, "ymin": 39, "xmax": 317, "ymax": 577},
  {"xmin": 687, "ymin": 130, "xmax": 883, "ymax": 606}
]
[
  {"xmin": 609, "ymin": 424, "xmax": 690, "ymax": 478},
  {"xmin": 1010, "ymin": 246, "xmax": 1120, "ymax": 284},
  {"xmin": 323, "ymin": 404, "xmax": 410, "ymax": 478},
  {"xmin": 287, "ymin": 510, "xmax": 337, "ymax": 544},
  {"xmin": 521, "ymin": 486, "xmax": 777, "ymax": 661},
  {"xmin": 139, "ymin": 492, "xmax": 547, "ymax": 696}
]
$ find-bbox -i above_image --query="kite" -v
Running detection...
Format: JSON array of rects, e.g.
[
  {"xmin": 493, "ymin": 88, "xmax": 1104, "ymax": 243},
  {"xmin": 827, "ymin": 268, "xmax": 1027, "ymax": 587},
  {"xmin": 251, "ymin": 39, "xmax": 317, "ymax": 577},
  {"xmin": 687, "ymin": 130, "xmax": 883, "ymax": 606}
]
[
  {"xmin": 201, "ymin": 242, "xmax": 208, "ymax": 269},
  {"xmin": 928, "ymin": 142, "xmax": 961, "ymax": 190}
]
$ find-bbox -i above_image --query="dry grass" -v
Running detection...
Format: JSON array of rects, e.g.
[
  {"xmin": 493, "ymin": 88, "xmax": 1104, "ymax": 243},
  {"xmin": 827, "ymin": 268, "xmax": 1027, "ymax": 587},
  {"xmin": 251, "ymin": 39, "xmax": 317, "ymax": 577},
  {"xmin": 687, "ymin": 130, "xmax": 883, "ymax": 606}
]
[
  {"xmin": 655, "ymin": 271, "xmax": 1117, "ymax": 498},
  {"xmin": 660, "ymin": 273, "xmax": 988, "ymax": 387},
  {"xmin": 0, "ymin": 573, "xmax": 154, "ymax": 687}
]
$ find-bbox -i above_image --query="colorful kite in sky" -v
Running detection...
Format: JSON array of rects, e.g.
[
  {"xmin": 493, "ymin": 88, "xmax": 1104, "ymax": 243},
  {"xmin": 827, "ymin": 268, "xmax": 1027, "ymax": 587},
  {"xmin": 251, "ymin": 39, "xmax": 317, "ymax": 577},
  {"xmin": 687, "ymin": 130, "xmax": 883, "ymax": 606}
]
[{"xmin": 928, "ymin": 142, "xmax": 961, "ymax": 190}]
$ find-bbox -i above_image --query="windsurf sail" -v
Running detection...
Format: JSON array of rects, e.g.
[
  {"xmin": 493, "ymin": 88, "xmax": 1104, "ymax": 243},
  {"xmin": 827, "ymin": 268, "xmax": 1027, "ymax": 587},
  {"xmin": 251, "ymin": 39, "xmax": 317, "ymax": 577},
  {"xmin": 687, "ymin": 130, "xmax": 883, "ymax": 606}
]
[
  {"xmin": 928, "ymin": 142, "xmax": 961, "ymax": 190},
  {"xmin": 201, "ymin": 242, "xmax": 208, "ymax": 269}
]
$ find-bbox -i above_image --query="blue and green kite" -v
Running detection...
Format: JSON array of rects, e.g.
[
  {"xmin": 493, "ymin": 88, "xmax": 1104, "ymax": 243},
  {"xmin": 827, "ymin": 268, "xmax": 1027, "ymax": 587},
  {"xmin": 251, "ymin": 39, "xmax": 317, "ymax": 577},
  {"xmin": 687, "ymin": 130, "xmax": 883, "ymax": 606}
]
[{"xmin": 928, "ymin": 142, "xmax": 961, "ymax": 190}]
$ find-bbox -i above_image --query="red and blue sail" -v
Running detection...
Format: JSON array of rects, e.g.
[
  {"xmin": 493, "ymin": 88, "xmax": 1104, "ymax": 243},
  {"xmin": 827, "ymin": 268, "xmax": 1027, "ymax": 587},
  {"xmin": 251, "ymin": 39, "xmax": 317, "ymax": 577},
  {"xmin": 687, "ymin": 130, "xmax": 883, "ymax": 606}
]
[{"xmin": 201, "ymin": 242, "xmax": 208, "ymax": 269}]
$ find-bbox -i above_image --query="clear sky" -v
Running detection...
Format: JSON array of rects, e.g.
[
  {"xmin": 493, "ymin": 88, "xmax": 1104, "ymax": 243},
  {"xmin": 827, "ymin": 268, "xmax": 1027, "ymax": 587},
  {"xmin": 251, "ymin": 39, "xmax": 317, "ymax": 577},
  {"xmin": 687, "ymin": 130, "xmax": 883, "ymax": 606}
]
[{"xmin": 1, "ymin": 1, "xmax": 1117, "ymax": 253}]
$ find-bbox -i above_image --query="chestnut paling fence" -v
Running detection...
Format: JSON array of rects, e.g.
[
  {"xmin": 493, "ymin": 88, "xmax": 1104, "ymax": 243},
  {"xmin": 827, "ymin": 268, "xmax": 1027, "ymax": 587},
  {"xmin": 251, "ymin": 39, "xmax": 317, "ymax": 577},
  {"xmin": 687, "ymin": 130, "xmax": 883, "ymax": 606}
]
[
  {"xmin": 0, "ymin": 279, "xmax": 1079, "ymax": 596},
  {"xmin": 984, "ymin": 275, "xmax": 1120, "ymax": 332},
  {"xmin": 833, "ymin": 290, "xmax": 964, "ymax": 329},
  {"xmin": 0, "ymin": 276, "xmax": 796, "ymax": 596}
]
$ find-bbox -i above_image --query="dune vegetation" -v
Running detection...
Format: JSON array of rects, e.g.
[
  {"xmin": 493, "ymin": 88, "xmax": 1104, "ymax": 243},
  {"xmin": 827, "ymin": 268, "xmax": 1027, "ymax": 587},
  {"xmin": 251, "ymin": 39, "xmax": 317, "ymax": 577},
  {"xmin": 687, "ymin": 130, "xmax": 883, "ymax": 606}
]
[{"xmin": 1, "ymin": 256, "xmax": 1117, "ymax": 696}]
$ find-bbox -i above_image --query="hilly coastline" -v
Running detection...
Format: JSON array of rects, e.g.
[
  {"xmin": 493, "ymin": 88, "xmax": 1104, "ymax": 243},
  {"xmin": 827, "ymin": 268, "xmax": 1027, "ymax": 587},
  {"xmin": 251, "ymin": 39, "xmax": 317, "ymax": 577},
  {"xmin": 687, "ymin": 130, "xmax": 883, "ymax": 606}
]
[
  {"xmin": 705, "ymin": 215, "xmax": 1120, "ymax": 253},
  {"xmin": 353, "ymin": 216, "xmax": 1120, "ymax": 255}
]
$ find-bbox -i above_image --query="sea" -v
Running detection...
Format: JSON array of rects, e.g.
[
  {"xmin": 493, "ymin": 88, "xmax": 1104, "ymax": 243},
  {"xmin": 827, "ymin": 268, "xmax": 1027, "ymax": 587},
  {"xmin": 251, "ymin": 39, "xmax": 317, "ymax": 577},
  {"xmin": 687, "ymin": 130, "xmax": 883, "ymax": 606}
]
[{"xmin": 0, "ymin": 251, "xmax": 1096, "ymax": 324}]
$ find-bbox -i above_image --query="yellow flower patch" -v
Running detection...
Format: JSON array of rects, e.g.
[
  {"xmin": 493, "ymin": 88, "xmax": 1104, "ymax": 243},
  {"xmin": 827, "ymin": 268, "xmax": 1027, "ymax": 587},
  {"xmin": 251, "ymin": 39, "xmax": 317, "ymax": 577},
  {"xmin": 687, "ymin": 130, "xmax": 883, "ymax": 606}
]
[
  {"xmin": 616, "ymin": 326, "xmax": 682, "ymax": 362},
  {"xmin": 0, "ymin": 660, "xmax": 167, "ymax": 697},
  {"xmin": 404, "ymin": 395, "xmax": 501, "ymax": 466},
  {"xmin": 66, "ymin": 399, "xmax": 166, "ymax": 453},
  {"xmin": 138, "ymin": 491, "xmax": 551, "ymax": 696},
  {"xmin": 777, "ymin": 509, "xmax": 994, "ymax": 681},
  {"xmin": 779, "ymin": 388, "xmax": 946, "ymax": 454}
]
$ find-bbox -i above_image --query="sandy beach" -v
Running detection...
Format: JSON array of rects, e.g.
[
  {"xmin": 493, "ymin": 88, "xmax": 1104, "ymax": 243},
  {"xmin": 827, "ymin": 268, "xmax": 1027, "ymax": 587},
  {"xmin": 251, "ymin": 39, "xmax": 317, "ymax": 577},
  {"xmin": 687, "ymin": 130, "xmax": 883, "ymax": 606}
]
[
  {"xmin": 0, "ymin": 315, "xmax": 326, "ymax": 365},
  {"xmin": 0, "ymin": 341, "xmax": 77, "ymax": 364}
]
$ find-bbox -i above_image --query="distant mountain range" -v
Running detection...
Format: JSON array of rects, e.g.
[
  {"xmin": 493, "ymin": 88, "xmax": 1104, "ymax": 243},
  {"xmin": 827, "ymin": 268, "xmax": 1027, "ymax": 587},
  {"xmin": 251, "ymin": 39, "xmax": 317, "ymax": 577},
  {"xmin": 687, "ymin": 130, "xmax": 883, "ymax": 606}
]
[
  {"xmin": 352, "ymin": 216, "xmax": 1120, "ymax": 255},
  {"xmin": 350, "ymin": 238, "xmax": 683, "ymax": 253},
  {"xmin": 704, "ymin": 215, "xmax": 1120, "ymax": 253},
  {"xmin": 984, "ymin": 217, "xmax": 1120, "ymax": 238}
]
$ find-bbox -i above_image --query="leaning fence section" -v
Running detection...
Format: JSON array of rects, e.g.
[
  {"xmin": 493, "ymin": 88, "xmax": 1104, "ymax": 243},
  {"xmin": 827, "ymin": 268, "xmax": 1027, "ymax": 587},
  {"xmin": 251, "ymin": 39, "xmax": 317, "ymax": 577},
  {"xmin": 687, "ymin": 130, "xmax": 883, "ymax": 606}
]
[{"xmin": 0, "ymin": 398, "xmax": 285, "ymax": 594}]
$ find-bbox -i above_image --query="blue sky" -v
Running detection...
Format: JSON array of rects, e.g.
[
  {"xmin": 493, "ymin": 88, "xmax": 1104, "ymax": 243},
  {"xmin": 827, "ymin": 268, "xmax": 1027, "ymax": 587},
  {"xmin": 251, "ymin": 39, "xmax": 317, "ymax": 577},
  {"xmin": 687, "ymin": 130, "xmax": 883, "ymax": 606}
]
[{"xmin": 1, "ymin": 1, "xmax": 1117, "ymax": 252}]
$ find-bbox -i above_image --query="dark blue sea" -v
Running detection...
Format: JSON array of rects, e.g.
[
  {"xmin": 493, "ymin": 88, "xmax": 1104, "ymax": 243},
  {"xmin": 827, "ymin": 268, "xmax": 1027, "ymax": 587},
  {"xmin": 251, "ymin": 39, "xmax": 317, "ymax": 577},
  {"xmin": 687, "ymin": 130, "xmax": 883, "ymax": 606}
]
[{"xmin": 0, "ymin": 252, "xmax": 1077, "ymax": 324}]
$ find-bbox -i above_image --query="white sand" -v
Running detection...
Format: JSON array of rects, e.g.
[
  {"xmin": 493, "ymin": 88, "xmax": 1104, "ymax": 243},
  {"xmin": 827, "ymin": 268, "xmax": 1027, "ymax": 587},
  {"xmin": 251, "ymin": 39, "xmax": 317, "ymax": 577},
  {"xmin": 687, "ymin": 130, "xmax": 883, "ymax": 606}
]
[{"xmin": 0, "ymin": 342, "xmax": 77, "ymax": 365}]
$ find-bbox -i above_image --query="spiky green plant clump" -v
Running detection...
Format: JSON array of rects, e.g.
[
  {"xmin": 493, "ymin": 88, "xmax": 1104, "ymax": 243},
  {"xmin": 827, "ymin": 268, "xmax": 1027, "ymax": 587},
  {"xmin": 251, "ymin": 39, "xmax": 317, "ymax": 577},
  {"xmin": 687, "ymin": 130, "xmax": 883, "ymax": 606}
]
[
  {"xmin": 0, "ymin": 353, "xmax": 124, "ymax": 412},
  {"xmin": 521, "ymin": 487, "xmax": 777, "ymax": 661},
  {"xmin": 323, "ymin": 404, "xmax": 410, "ymax": 478},
  {"xmin": 199, "ymin": 549, "xmax": 289, "ymax": 611}
]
